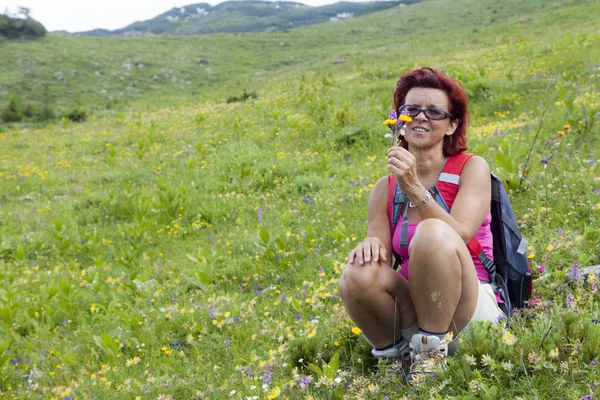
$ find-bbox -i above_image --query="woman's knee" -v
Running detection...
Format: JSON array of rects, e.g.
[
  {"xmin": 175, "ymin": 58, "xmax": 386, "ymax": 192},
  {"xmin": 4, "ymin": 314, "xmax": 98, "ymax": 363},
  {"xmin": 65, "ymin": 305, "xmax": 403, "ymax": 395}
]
[
  {"xmin": 409, "ymin": 219, "xmax": 460, "ymax": 257},
  {"xmin": 338, "ymin": 262, "xmax": 382, "ymax": 299}
]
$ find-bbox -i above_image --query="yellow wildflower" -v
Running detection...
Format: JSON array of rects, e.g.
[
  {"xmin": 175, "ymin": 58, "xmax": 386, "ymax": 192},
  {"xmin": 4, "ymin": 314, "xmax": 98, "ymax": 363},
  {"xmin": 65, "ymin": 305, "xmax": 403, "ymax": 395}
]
[
  {"xmin": 383, "ymin": 119, "xmax": 397, "ymax": 127},
  {"xmin": 268, "ymin": 386, "xmax": 280, "ymax": 399},
  {"xmin": 351, "ymin": 327, "xmax": 362, "ymax": 335},
  {"xmin": 563, "ymin": 124, "xmax": 570, "ymax": 131},
  {"xmin": 502, "ymin": 331, "xmax": 516, "ymax": 345},
  {"xmin": 557, "ymin": 130, "xmax": 565, "ymax": 137},
  {"xmin": 400, "ymin": 114, "xmax": 413, "ymax": 122},
  {"xmin": 306, "ymin": 328, "xmax": 317, "ymax": 339}
]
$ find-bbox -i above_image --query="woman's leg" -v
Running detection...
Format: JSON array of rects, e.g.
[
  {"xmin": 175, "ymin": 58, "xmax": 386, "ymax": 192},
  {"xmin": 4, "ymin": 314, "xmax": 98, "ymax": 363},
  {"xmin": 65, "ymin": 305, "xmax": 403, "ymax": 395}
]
[
  {"xmin": 338, "ymin": 260, "xmax": 416, "ymax": 349},
  {"xmin": 408, "ymin": 219, "xmax": 479, "ymax": 336}
]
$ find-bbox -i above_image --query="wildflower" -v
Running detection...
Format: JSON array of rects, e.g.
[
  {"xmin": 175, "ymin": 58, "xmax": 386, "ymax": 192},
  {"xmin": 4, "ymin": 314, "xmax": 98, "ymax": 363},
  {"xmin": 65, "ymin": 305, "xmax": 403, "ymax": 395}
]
[
  {"xmin": 469, "ymin": 380, "xmax": 481, "ymax": 390},
  {"xmin": 351, "ymin": 327, "xmax": 362, "ymax": 335},
  {"xmin": 557, "ymin": 130, "xmax": 565, "ymax": 137},
  {"xmin": 549, "ymin": 348, "xmax": 559, "ymax": 359},
  {"xmin": 300, "ymin": 375, "xmax": 311, "ymax": 388},
  {"xmin": 537, "ymin": 263, "xmax": 547, "ymax": 273},
  {"xmin": 209, "ymin": 305, "xmax": 214, "ymax": 318},
  {"xmin": 502, "ymin": 361, "xmax": 514, "ymax": 373},
  {"xmin": 267, "ymin": 386, "xmax": 280, "ymax": 399},
  {"xmin": 481, "ymin": 354, "xmax": 492, "ymax": 367},
  {"xmin": 400, "ymin": 114, "xmax": 412, "ymax": 123},
  {"xmin": 383, "ymin": 119, "xmax": 397, "ymax": 127},
  {"xmin": 563, "ymin": 124, "xmax": 570, "ymax": 131},
  {"xmin": 262, "ymin": 364, "xmax": 272, "ymax": 386},
  {"xmin": 257, "ymin": 207, "xmax": 263, "ymax": 223},
  {"xmin": 502, "ymin": 331, "xmax": 516, "ymax": 345},
  {"xmin": 464, "ymin": 354, "xmax": 476, "ymax": 365},
  {"xmin": 569, "ymin": 262, "xmax": 580, "ymax": 280},
  {"xmin": 566, "ymin": 294, "xmax": 575, "ymax": 309},
  {"xmin": 90, "ymin": 304, "xmax": 98, "ymax": 313},
  {"xmin": 306, "ymin": 328, "xmax": 317, "ymax": 338},
  {"xmin": 527, "ymin": 351, "xmax": 541, "ymax": 366}
]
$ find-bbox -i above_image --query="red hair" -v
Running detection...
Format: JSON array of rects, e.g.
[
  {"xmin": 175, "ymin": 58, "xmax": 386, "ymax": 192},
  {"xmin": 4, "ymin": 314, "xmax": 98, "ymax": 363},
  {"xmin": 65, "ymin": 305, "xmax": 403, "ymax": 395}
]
[{"xmin": 393, "ymin": 67, "xmax": 469, "ymax": 156}]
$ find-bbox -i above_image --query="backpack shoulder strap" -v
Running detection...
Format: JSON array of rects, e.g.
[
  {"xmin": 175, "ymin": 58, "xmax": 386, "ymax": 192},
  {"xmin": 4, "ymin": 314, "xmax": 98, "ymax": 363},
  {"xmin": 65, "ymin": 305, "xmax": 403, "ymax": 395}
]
[
  {"xmin": 437, "ymin": 152, "xmax": 474, "ymax": 210},
  {"xmin": 387, "ymin": 175, "xmax": 396, "ymax": 233}
]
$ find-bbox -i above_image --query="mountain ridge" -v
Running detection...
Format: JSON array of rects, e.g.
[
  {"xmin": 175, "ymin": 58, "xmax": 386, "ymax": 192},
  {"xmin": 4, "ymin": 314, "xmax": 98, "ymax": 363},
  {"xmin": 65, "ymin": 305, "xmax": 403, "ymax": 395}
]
[{"xmin": 77, "ymin": 0, "xmax": 417, "ymax": 36}]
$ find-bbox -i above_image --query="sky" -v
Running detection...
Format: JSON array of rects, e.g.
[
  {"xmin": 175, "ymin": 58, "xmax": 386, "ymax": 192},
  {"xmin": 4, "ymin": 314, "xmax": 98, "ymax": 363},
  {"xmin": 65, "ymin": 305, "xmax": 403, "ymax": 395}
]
[{"xmin": 1, "ymin": 0, "xmax": 344, "ymax": 32}]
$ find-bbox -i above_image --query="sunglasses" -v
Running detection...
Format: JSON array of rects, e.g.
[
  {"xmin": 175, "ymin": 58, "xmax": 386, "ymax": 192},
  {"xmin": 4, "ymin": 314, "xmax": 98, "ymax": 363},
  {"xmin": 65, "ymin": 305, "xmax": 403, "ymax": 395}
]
[{"xmin": 399, "ymin": 104, "xmax": 454, "ymax": 121}]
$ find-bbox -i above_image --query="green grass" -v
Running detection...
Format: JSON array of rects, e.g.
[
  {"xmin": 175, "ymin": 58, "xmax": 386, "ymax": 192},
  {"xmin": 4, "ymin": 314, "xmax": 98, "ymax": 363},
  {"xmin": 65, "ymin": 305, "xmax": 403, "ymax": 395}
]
[{"xmin": 0, "ymin": 0, "xmax": 599, "ymax": 398}]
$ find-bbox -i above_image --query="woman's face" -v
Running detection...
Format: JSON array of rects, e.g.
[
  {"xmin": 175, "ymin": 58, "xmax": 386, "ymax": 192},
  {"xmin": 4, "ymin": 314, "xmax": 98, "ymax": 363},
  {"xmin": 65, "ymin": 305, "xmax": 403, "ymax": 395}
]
[{"xmin": 402, "ymin": 87, "xmax": 458, "ymax": 151}]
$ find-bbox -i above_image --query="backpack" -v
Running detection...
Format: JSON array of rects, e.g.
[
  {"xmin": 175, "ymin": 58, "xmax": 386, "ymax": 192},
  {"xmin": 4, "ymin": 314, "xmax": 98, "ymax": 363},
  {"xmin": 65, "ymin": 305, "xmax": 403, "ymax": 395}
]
[{"xmin": 386, "ymin": 152, "xmax": 533, "ymax": 320}]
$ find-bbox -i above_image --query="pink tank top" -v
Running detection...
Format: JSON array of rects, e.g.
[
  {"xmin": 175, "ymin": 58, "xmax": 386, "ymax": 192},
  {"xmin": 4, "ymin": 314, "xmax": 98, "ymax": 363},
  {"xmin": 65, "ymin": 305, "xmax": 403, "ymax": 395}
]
[{"xmin": 392, "ymin": 212, "xmax": 494, "ymax": 282}]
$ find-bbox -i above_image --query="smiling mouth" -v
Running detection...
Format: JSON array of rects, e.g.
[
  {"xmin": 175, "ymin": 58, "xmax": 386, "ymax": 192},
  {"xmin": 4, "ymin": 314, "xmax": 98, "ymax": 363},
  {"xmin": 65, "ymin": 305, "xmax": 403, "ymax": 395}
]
[{"xmin": 412, "ymin": 127, "xmax": 429, "ymax": 133}]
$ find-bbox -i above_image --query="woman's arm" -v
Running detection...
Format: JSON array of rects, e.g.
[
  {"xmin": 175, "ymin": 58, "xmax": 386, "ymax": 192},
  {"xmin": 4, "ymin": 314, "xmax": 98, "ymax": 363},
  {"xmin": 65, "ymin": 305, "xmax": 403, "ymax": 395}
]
[
  {"xmin": 348, "ymin": 176, "xmax": 393, "ymax": 266},
  {"xmin": 406, "ymin": 156, "xmax": 491, "ymax": 241}
]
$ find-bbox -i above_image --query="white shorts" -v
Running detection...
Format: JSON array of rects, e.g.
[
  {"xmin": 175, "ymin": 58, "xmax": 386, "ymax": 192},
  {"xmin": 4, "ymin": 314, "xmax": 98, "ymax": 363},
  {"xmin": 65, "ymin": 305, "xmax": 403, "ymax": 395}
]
[{"xmin": 449, "ymin": 282, "xmax": 504, "ymax": 355}]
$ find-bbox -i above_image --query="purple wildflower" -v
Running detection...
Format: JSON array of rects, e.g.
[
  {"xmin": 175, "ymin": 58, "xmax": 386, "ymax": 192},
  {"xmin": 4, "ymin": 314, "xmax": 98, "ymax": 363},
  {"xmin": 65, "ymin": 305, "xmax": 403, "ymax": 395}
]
[
  {"xmin": 209, "ymin": 305, "xmax": 214, "ymax": 319},
  {"xmin": 592, "ymin": 319, "xmax": 599, "ymax": 324},
  {"xmin": 557, "ymin": 228, "xmax": 563, "ymax": 235},
  {"xmin": 570, "ymin": 262, "xmax": 580, "ymax": 281},
  {"xmin": 589, "ymin": 149, "xmax": 595, "ymax": 167},
  {"xmin": 388, "ymin": 109, "xmax": 398, "ymax": 120},
  {"xmin": 580, "ymin": 395, "xmax": 592, "ymax": 400},
  {"xmin": 540, "ymin": 157, "xmax": 551, "ymax": 165},
  {"xmin": 566, "ymin": 294, "xmax": 575, "ymax": 309},
  {"xmin": 262, "ymin": 364, "xmax": 272, "ymax": 385},
  {"xmin": 257, "ymin": 207, "xmax": 263, "ymax": 223},
  {"xmin": 537, "ymin": 263, "xmax": 547, "ymax": 273},
  {"xmin": 233, "ymin": 316, "xmax": 241, "ymax": 322},
  {"xmin": 300, "ymin": 375, "xmax": 312, "ymax": 388},
  {"xmin": 595, "ymin": 188, "xmax": 600, "ymax": 196},
  {"xmin": 225, "ymin": 337, "xmax": 230, "ymax": 351}
]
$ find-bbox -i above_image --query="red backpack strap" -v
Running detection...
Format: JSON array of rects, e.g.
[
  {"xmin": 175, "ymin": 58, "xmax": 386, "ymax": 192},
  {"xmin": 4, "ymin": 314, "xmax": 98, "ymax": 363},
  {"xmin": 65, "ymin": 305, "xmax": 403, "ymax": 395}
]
[
  {"xmin": 387, "ymin": 174, "xmax": 396, "ymax": 234},
  {"xmin": 437, "ymin": 152, "xmax": 474, "ymax": 210}
]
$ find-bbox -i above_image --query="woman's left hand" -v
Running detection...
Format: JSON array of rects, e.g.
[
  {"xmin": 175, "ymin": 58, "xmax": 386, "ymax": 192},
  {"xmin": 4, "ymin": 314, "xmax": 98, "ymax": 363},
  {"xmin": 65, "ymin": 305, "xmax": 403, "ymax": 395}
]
[{"xmin": 387, "ymin": 146, "xmax": 421, "ymax": 195}]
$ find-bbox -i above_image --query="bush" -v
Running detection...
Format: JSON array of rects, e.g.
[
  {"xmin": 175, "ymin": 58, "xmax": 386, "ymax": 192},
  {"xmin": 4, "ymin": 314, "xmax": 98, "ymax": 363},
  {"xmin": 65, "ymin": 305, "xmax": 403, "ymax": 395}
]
[
  {"xmin": 226, "ymin": 89, "xmax": 258, "ymax": 103},
  {"xmin": 37, "ymin": 103, "xmax": 56, "ymax": 122},
  {"xmin": 0, "ymin": 13, "xmax": 46, "ymax": 40},
  {"xmin": 65, "ymin": 108, "xmax": 87, "ymax": 122},
  {"xmin": 22, "ymin": 103, "xmax": 35, "ymax": 118},
  {"xmin": 1, "ymin": 98, "xmax": 23, "ymax": 122}
]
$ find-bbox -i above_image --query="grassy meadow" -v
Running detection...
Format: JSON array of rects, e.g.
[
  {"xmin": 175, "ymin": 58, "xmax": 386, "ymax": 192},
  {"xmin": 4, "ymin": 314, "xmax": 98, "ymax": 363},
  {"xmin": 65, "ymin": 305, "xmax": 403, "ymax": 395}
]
[{"xmin": 1, "ymin": 0, "xmax": 600, "ymax": 398}]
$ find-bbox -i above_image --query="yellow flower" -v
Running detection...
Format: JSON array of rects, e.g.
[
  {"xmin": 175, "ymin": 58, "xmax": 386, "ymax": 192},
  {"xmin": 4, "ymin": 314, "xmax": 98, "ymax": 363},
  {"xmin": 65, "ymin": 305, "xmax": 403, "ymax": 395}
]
[
  {"xmin": 267, "ymin": 386, "xmax": 280, "ymax": 399},
  {"xmin": 383, "ymin": 119, "xmax": 397, "ymax": 127},
  {"xmin": 557, "ymin": 130, "xmax": 565, "ymax": 137},
  {"xmin": 400, "ymin": 114, "xmax": 413, "ymax": 122},
  {"xmin": 306, "ymin": 328, "xmax": 317, "ymax": 339},
  {"xmin": 90, "ymin": 304, "xmax": 98, "ymax": 313},
  {"xmin": 502, "ymin": 331, "xmax": 516, "ymax": 345},
  {"xmin": 549, "ymin": 348, "xmax": 559, "ymax": 359},
  {"xmin": 351, "ymin": 327, "xmax": 362, "ymax": 335},
  {"xmin": 563, "ymin": 124, "xmax": 570, "ymax": 131}
]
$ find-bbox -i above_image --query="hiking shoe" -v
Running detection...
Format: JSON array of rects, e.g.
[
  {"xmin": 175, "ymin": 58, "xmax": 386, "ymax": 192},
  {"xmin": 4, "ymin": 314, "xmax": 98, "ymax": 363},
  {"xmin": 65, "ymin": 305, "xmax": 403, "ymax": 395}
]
[
  {"xmin": 407, "ymin": 334, "xmax": 448, "ymax": 383},
  {"xmin": 371, "ymin": 339, "xmax": 410, "ymax": 360}
]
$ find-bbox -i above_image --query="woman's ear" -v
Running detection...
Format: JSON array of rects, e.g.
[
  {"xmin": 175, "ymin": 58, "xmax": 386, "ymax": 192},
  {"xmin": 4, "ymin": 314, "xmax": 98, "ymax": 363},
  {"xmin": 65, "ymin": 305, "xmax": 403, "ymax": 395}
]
[{"xmin": 445, "ymin": 119, "xmax": 459, "ymax": 136}]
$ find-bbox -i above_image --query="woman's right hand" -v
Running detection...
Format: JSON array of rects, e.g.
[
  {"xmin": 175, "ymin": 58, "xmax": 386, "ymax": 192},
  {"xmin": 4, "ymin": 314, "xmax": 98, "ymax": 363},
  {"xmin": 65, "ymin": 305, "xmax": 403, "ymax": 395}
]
[{"xmin": 348, "ymin": 237, "xmax": 388, "ymax": 265}]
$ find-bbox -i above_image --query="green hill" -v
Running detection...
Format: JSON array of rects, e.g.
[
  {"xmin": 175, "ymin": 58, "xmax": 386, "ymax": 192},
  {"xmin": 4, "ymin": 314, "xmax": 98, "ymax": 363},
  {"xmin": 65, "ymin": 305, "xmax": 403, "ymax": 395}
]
[
  {"xmin": 0, "ymin": 0, "xmax": 599, "ymax": 398},
  {"xmin": 79, "ymin": 0, "xmax": 418, "ymax": 36}
]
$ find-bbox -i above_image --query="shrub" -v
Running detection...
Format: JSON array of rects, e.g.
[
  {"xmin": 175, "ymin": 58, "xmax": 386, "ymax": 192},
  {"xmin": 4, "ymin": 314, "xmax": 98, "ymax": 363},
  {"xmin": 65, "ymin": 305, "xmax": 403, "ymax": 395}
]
[
  {"xmin": 0, "ymin": 13, "xmax": 46, "ymax": 40},
  {"xmin": 226, "ymin": 89, "xmax": 258, "ymax": 103},
  {"xmin": 65, "ymin": 108, "xmax": 87, "ymax": 122},
  {"xmin": 22, "ymin": 103, "xmax": 35, "ymax": 118},
  {"xmin": 1, "ymin": 98, "xmax": 23, "ymax": 122}
]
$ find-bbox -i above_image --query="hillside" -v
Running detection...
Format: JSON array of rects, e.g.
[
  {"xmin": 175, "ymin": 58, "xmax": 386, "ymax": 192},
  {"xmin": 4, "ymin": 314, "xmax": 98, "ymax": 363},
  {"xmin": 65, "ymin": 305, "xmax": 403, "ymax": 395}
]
[
  {"xmin": 79, "ymin": 0, "xmax": 418, "ymax": 36},
  {"xmin": 0, "ymin": 0, "xmax": 599, "ymax": 398},
  {"xmin": 2, "ymin": 0, "xmax": 593, "ymax": 122}
]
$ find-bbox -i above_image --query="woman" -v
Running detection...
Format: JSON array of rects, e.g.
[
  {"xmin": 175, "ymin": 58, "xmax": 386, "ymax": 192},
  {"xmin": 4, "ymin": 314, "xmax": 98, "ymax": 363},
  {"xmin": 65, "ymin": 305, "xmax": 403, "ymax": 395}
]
[{"xmin": 338, "ymin": 67, "xmax": 503, "ymax": 381}]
